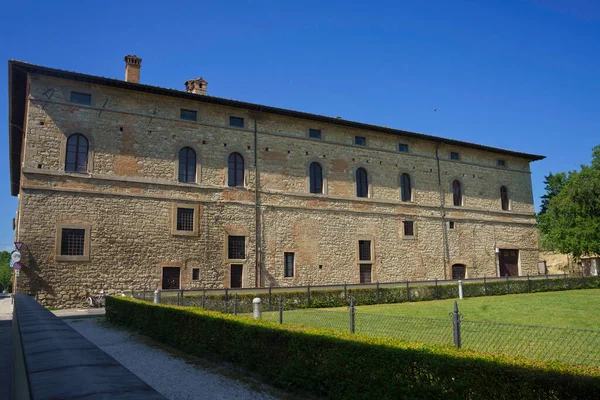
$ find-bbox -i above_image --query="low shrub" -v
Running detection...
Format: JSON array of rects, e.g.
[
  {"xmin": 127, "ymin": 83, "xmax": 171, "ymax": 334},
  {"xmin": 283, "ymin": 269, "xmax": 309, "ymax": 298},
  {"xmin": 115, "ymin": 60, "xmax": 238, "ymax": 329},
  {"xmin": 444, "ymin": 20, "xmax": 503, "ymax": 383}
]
[{"xmin": 106, "ymin": 297, "xmax": 600, "ymax": 400}]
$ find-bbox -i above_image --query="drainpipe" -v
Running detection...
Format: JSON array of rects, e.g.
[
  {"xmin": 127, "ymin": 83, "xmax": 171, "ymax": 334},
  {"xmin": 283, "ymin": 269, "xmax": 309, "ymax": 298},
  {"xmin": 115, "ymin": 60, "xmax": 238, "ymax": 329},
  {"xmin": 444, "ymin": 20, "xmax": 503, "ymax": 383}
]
[
  {"xmin": 253, "ymin": 110, "xmax": 262, "ymax": 287},
  {"xmin": 436, "ymin": 142, "xmax": 449, "ymax": 280}
]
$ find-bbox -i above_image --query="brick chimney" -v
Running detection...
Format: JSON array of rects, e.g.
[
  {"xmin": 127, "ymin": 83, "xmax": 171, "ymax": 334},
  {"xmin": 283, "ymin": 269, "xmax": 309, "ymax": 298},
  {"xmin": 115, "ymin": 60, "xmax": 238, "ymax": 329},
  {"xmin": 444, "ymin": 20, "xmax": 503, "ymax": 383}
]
[
  {"xmin": 124, "ymin": 55, "xmax": 142, "ymax": 83},
  {"xmin": 185, "ymin": 78, "xmax": 208, "ymax": 95}
]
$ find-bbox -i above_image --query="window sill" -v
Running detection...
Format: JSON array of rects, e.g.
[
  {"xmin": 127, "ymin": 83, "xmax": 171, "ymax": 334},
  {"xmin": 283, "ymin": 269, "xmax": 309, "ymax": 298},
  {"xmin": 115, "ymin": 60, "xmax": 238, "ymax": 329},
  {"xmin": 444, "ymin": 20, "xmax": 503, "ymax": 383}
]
[
  {"xmin": 227, "ymin": 258, "xmax": 246, "ymax": 262},
  {"xmin": 403, "ymin": 235, "xmax": 416, "ymax": 240},
  {"xmin": 56, "ymin": 255, "xmax": 90, "ymax": 262},
  {"xmin": 172, "ymin": 230, "xmax": 198, "ymax": 237}
]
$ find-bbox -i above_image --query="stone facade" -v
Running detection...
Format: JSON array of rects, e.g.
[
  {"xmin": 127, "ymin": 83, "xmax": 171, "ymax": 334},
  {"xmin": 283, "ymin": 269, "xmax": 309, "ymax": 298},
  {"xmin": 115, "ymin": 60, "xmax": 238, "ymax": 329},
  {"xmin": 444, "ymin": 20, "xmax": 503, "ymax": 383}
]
[{"xmin": 10, "ymin": 61, "xmax": 542, "ymax": 307}]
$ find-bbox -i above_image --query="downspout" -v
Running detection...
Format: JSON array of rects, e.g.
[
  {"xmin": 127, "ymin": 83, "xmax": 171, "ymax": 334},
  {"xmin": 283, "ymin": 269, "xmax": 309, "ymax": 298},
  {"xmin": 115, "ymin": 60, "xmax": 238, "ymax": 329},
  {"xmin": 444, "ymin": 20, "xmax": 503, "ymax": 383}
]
[
  {"xmin": 436, "ymin": 142, "xmax": 449, "ymax": 280},
  {"xmin": 253, "ymin": 110, "xmax": 262, "ymax": 287}
]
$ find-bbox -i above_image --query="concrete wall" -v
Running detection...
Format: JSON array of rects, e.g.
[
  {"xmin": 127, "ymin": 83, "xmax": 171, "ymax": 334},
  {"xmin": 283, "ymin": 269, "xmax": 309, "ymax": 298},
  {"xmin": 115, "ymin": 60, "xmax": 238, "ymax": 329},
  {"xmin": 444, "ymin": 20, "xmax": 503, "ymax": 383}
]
[{"xmin": 15, "ymin": 74, "xmax": 538, "ymax": 307}]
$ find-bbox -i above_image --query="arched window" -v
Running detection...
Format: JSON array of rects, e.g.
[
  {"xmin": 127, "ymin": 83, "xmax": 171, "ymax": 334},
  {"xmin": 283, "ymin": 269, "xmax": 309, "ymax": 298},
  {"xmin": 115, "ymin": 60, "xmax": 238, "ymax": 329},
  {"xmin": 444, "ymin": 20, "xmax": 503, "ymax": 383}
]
[
  {"xmin": 309, "ymin": 162, "xmax": 323, "ymax": 194},
  {"xmin": 228, "ymin": 152, "xmax": 244, "ymax": 187},
  {"xmin": 65, "ymin": 134, "xmax": 89, "ymax": 173},
  {"xmin": 501, "ymin": 186, "xmax": 509, "ymax": 211},
  {"xmin": 356, "ymin": 168, "xmax": 368, "ymax": 198},
  {"xmin": 400, "ymin": 173, "xmax": 412, "ymax": 202},
  {"xmin": 452, "ymin": 180, "xmax": 462, "ymax": 206},
  {"xmin": 178, "ymin": 147, "xmax": 196, "ymax": 183}
]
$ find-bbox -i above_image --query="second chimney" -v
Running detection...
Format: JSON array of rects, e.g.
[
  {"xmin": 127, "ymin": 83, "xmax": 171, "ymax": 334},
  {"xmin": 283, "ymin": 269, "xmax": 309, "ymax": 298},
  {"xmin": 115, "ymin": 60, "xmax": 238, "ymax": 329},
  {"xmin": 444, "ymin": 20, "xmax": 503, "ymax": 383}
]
[
  {"xmin": 185, "ymin": 78, "xmax": 208, "ymax": 95},
  {"xmin": 124, "ymin": 55, "xmax": 142, "ymax": 83}
]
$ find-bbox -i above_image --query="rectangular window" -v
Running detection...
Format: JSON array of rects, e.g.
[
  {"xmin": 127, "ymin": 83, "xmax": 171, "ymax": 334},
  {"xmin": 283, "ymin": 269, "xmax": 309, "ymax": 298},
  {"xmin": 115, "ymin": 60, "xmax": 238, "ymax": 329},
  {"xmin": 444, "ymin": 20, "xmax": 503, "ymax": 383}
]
[
  {"xmin": 60, "ymin": 228, "xmax": 85, "ymax": 256},
  {"xmin": 230, "ymin": 264, "xmax": 243, "ymax": 288},
  {"xmin": 309, "ymin": 129, "xmax": 322, "ymax": 139},
  {"xmin": 449, "ymin": 221, "xmax": 455, "ymax": 230},
  {"xmin": 284, "ymin": 252, "xmax": 295, "ymax": 277},
  {"xmin": 355, "ymin": 136, "xmax": 367, "ymax": 146},
  {"xmin": 450, "ymin": 152, "xmax": 460, "ymax": 160},
  {"xmin": 359, "ymin": 240, "xmax": 371, "ymax": 261},
  {"xmin": 229, "ymin": 116, "xmax": 244, "ymax": 127},
  {"xmin": 228, "ymin": 236, "xmax": 245, "ymax": 259},
  {"xmin": 360, "ymin": 264, "xmax": 372, "ymax": 284},
  {"xmin": 403, "ymin": 221, "xmax": 415, "ymax": 237},
  {"xmin": 497, "ymin": 159, "xmax": 506, "ymax": 167},
  {"xmin": 192, "ymin": 268, "xmax": 200, "ymax": 281},
  {"xmin": 180, "ymin": 109, "xmax": 197, "ymax": 121},
  {"xmin": 70, "ymin": 92, "xmax": 91, "ymax": 105},
  {"xmin": 398, "ymin": 143, "xmax": 409, "ymax": 152},
  {"xmin": 176, "ymin": 208, "xmax": 195, "ymax": 231}
]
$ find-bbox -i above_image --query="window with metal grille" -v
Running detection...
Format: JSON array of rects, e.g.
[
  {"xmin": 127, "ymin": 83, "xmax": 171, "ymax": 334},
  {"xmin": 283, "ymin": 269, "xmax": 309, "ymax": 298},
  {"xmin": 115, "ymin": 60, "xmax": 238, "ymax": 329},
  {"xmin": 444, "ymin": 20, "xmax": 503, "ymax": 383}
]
[
  {"xmin": 176, "ymin": 208, "xmax": 194, "ymax": 231},
  {"xmin": 65, "ymin": 134, "xmax": 89, "ymax": 173},
  {"xmin": 70, "ymin": 91, "xmax": 91, "ymax": 105},
  {"xmin": 229, "ymin": 116, "xmax": 244, "ymax": 127},
  {"xmin": 450, "ymin": 152, "xmax": 460, "ymax": 160},
  {"xmin": 309, "ymin": 162, "xmax": 323, "ymax": 194},
  {"xmin": 309, "ymin": 129, "xmax": 322, "ymax": 139},
  {"xmin": 178, "ymin": 147, "xmax": 196, "ymax": 183},
  {"xmin": 355, "ymin": 136, "xmax": 367, "ymax": 146},
  {"xmin": 228, "ymin": 152, "xmax": 244, "ymax": 187},
  {"xmin": 449, "ymin": 221, "xmax": 455, "ymax": 229},
  {"xmin": 360, "ymin": 264, "xmax": 372, "ymax": 284},
  {"xmin": 398, "ymin": 143, "xmax": 409, "ymax": 152},
  {"xmin": 60, "ymin": 228, "xmax": 85, "ymax": 256},
  {"xmin": 359, "ymin": 240, "xmax": 371, "ymax": 261},
  {"xmin": 497, "ymin": 159, "xmax": 506, "ymax": 167},
  {"xmin": 284, "ymin": 252, "xmax": 295, "ymax": 277},
  {"xmin": 192, "ymin": 268, "xmax": 200, "ymax": 280},
  {"xmin": 452, "ymin": 180, "xmax": 462, "ymax": 206},
  {"xmin": 180, "ymin": 109, "xmax": 197, "ymax": 121},
  {"xmin": 400, "ymin": 173, "xmax": 411, "ymax": 201},
  {"xmin": 501, "ymin": 186, "xmax": 509, "ymax": 211},
  {"xmin": 403, "ymin": 221, "xmax": 414, "ymax": 237},
  {"xmin": 228, "ymin": 236, "xmax": 245, "ymax": 259},
  {"xmin": 356, "ymin": 168, "xmax": 368, "ymax": 198},
  {"xmin": 452, "ymin": 264, "xmax": 466, "ymax": 280}
]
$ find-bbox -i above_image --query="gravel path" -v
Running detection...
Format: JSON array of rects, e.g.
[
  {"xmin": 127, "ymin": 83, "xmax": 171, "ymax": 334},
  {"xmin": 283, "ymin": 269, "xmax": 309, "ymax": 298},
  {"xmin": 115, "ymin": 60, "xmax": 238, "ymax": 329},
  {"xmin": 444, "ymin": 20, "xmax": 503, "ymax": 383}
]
[{"xmin": 67, "ymin": 318, "xmax": 285, "ymax": 400}]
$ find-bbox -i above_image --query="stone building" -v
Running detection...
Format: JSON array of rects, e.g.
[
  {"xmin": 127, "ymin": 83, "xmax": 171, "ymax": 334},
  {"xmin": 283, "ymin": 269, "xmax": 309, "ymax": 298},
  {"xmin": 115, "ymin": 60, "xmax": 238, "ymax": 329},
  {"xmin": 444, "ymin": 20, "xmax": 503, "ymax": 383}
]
[{"xmin": 8, "ymin": 56, "xmax": 544, "ymax": 306}]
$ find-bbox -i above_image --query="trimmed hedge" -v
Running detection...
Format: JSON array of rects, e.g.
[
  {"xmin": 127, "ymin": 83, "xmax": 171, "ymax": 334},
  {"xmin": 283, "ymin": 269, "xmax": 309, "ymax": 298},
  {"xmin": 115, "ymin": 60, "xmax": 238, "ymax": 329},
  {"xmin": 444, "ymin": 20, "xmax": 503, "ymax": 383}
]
[
  {"xmin": 107, "ymin": 297, "xmax": 600, "ymax": 400},
  {"xmin": 162, "ymin": 276, "xmax": 600, "ymax": 311}
]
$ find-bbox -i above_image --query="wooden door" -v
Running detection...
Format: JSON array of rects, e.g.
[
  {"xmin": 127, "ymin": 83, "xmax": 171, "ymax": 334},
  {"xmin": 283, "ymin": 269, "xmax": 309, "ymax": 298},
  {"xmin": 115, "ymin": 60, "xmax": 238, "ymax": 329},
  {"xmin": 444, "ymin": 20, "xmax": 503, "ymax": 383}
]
[
  {"xmin": 499, "ymin": 250, "xmax": 519, "ymax": 277},
  {"xmin": 162, "ymin": 267, "xmax": 180, "ymax": 289},
  {"xmin": 359, "ymin": 264, "xmax": 372, "ymax": 284},
  {"xmin": 230, "ymin": 264, "xmax": 243, "ymax": 288}
]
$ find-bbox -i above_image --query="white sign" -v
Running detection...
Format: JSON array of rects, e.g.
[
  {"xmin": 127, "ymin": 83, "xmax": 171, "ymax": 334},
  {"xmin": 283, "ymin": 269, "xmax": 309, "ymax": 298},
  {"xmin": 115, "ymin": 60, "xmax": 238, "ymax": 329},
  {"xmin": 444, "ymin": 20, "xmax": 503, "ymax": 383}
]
[
  {"xmin": 14, "ymin": 270, "xmax": 20, "ymax": 277},
  {"xmin": 11, "ymin": 251, "xmax": 21, "ymax": 263}
]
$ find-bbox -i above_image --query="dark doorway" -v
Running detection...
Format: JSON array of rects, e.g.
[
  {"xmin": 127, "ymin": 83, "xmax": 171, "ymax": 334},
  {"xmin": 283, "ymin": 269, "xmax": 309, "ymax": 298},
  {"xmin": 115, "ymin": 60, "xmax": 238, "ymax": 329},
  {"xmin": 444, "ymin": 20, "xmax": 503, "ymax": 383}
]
[
  {"xmin": 162, "ymin": 267, "xmax": 180, "ymax": 289},
  {"xmin": 359, "ymin": 264, "xmax": 372, "ymax": 284},
  {"xmin": 230, "ymin": 264, "xmax": 243, "ymax": 288},
  {"xmin": 499, "ymin": 249, "xmax": 519, "ymax": 276},
  {"xmin": 452, "ymin": 264, "xmax": 466, "ymax": 280}
]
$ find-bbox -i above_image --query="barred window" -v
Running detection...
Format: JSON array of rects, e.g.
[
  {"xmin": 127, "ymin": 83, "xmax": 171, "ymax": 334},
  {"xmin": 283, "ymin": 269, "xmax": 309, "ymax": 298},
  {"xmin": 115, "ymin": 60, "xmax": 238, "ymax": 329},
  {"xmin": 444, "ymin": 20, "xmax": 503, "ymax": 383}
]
[
  {"xmin": 176, "ymin": 208, "xmax": 194, "ymax": 231},
  {"xmin": 65, "ymin": 134, "xmax": 89, "ymax": 173},
  {"xmin": 180, "ymin": 109, "xmax": 197, "ymax": 121},
  {"xmin": 360, "ymin": 264, "xmax": 372, "ymax": 284},
  {"xmin": 228, "ymin": 236, "xmax": 245, "ymax": 259},
  {"xmin": 356, "ymin": 168, "xmax": 368, "ymax": 198},
  {"xmin": 355, "ymin": 136, "xmax": 367, "ymax": 146},
  {"xmin": 60, "ymin": 229, "xmax": 85, "ymax": 256},
  {"xmin": 309, "ymin": 129, "xmax": 322, "ymax": 139},
  {"xmin": 284, "ymin": 252, "xmax": 295, "ymax": 277},
  {"xmin": 229, "ymin": 116, "xmax": 244, "ymax": 127},
  {"xmin": 178, "ymin": 147, "xmax": 196, "ymax": 183},
  {"xmin": 400, "ymin": 173, "xmax": 412, "ymax": 201},
  {"xmin": 359, "ymin": 240, "xmax": 371, "ymax": 261},
  {"xmin": 192, "ymin": 268, "xmax": 200, "ymax": 280},
  {"xmin": 403, "ymin": 221, "xmax": 414, "ymax": 237},
  {"xmin": 398, "ymin": 143, "xmax": 409, "ymax": 152},
  {"xmin": 309, "ymin": 162, "xmax": 323, "ymax": 194},
  {"xmin": 450, "ymin": 152, "xmax": 460, "ymax": 160},
  {"xmin": 228, "ymin": 152, "xmax": 244, "ymax": 187}
]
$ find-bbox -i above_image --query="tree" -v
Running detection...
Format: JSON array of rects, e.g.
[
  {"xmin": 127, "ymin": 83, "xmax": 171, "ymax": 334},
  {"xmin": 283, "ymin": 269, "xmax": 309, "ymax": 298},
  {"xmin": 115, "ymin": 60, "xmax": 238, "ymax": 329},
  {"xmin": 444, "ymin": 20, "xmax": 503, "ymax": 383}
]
[
  {"xmin": 0, "ymin": 251, "xmax": 12, "ymax": 292},
  {"xmin": 537, "ymin": 145, "xmax": 600, "ymax": 259}
]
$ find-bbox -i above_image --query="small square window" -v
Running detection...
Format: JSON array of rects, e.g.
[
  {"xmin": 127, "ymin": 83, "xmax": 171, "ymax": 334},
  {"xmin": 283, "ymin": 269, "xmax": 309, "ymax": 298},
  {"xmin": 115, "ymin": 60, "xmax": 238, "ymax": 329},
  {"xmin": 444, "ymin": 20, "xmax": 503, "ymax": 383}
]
[
  {"xmin": 284, "ymin": 252, "xmax": 295, "ymax": 277},
  {"xmin": 449, "ymin": 221, "xmax": 455, "ymax": 230},
  {"xmin": 180, "ymin": 109, "xmax": 197, "ymax": 121},
  {"xmin": 403, "ymin": 221, "xmax": 415, "ymax": 237},
  {"xmin": 309, "ymin": 129, "xmax": 322, "ymax": 139},
  {"xmin": 61, "ymin": 228, "xmax": 85, "ymax": 256},
  {"xmin": 398, "ymin": 143, "xmax": 409, "ymax": 152},
  {"xmin": 355, "ymin": 136, "xmax": 367, "ymax": 146},
  {"xmin": 450, "ymin": 152, "xmax": 460, "ymax": 160},
  {"xmin": 176, "ymin": 208, "xmax": 195, "ymax": 231},
  {"xmin": 229, "ymin": 116, "xmax": 244, "ymax": 127},
  {"xmin": 497, "ymin": 159, "xmax": 506, "ymax": 167},
  {"xmin": 192, "ymin": 268, "xmax": 200, "ymax": 280},
  {"xmin": 228, "ymin": 236, "xmax": 245, "ymax": 259},
  {"xmin": 70, "ymin": 92, "xmax": 91, "ymax": 105},
  {"xmin": 359, "ymin": 240, "xmax": 371, "ymax": 261}
]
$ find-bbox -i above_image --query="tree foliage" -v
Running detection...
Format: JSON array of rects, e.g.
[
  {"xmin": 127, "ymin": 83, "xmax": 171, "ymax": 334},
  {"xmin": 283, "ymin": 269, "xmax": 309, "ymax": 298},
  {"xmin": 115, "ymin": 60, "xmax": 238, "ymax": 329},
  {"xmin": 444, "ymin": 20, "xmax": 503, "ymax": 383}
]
[
  {"xmin": 537, "ymin": 145, "xmax": 600, "ymax": 258},
  {"xmin": 0, "ymin": 250, "xmax": 12, "ymax": 292}
]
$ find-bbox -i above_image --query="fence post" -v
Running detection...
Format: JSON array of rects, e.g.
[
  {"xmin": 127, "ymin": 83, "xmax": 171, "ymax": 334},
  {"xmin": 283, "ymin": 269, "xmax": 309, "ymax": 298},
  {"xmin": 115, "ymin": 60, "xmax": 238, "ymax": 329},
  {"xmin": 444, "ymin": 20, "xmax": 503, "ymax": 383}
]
[
  {"xmin": 527, "ymin": 274, "xmax": 531, "ymax": 293},
  {"xmin": 406, "ymin": 280, "xmax": 410, "ymax": 301},
  {"xmin": 268, "ymin": 286, "xmax": 272, "ymax": 312},
  {"xmin": 506, "ymin": 275, "xmax": 510, "ymax": 294},
  {"xmin": 458, "ymin": 280, "xmax": 463, "ymax": 299},
  {"xmin": 178, "ymin": 289, "xmax": 183, "ymax": 306},
  {"xmin": 153, "ymin": 289, "xmax": 161, "ymax": 304},
  {"xmin": 344, "ymin": 283, "xmax": 347, "ymax": 302},
  {"xmin": 349, "ymin": 298, "xmax": 355, "ymax": 334},
  {"xmin": 252, "ymin": 297, "xmax": 262, "ymax": 319},
  {"xmin": 202, "ymin": 290, "xmax": 206, "ymax": 309},
  {"xmin": 451, "ymin": 300, "xmax": 461, "ymax": 349},
  {"xmin": 484, "ymin": 276, "xmax": 487, "ymax": 296},
  {"xmin": 307, "ymin": 284, "xmax": 311, "ymax": 308},
  {"xmin": 546, "ymin": 272, "xmax": 550, "ymax": 290},
  {"xmin": 435, "ymin": 278, "xmax": 439, "ymax": 300},
  {"xmin": 278, "ymin": 295, "xmax": 283, "ymax": 324},
  {"xmin": 564, "ymin": 272, "xmax": 568, "ymax": 290},
  {"xmin": 234, "ymin": 293, "xmax": 238, "ymax": 316},
  {"xmin": 143, "ymin": 287, "xmax": 146, "ymax": 301},
  {"xmin": 225, "ymin": 288, "xmax": 229, "ymax": 302},
  {"xmin": 376, "ymin": 281, "xmax": 380, "ymax": 304}
]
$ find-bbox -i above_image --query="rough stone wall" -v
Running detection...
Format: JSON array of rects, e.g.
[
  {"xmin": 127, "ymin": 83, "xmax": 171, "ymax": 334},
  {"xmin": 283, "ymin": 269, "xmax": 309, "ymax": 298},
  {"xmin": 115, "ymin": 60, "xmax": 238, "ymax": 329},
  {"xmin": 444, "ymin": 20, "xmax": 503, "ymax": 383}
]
[{"xmin": 15, "ymin": 74, "xmax": 539, "ymax": 307}]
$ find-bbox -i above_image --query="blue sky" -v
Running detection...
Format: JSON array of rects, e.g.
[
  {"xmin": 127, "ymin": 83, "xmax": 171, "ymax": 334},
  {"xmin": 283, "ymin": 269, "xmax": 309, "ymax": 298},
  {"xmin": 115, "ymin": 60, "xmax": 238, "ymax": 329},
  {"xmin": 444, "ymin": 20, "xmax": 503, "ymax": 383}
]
[{"xmin": 1, "ymin": 0, "xmax": 599, "ymax": 251}]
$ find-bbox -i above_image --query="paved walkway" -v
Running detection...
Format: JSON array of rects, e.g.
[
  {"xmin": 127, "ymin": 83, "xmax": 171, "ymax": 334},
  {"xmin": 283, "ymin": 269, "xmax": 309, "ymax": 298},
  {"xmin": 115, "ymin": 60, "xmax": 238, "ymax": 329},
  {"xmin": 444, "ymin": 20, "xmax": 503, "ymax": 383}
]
[
  {"xmin": 52, "ymin": 307, "xmax": 105, "ymax": 319},
  {"xmin": 0, "ymin": 294, "xmax": 13, "ymax": 399}
]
